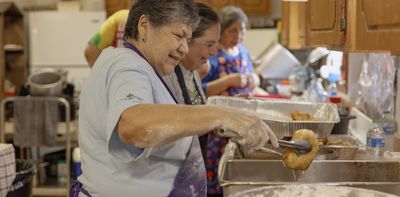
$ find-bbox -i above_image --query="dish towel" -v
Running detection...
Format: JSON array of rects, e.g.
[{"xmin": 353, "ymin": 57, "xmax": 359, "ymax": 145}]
[
  {"xmin": 13, "ymin": 97, "xmax": 59, "ymax": 147},
  {"xmin": 0, "ymin": 144, "xmax": 15, "ymax": 197}
]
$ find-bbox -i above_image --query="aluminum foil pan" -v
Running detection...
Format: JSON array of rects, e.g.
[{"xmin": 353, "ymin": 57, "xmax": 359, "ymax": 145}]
[
  {"xmin": 320, "ymin": 134, "xmax": 360, "ymax": 160},
  {"xmin": 207, "ymin": 96, "xmax": 340, "ymax": 139}
]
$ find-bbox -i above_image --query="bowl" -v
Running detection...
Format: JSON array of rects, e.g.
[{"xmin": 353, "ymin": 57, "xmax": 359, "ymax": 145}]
[
  {"xmin": 229, "ymin": 185, "xmax": 397, "ymax": 197},
  {"xmin": 26, "ymin": 69, "xmax": 63, "ymax": 96}
]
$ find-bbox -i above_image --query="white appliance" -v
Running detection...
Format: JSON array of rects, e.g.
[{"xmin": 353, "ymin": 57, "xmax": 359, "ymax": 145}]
[{"xmin": 28, "ymin": 11, "xmax": 106, "ymax": 92}]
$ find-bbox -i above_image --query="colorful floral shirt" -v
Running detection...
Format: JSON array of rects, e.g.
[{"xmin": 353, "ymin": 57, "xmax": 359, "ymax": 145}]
[{"xmin": 202, "ymin": 43, "xmax": 254, "ymax": 96}]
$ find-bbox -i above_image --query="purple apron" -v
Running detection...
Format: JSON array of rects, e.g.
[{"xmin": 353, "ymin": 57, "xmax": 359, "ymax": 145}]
[{"xmin": 168, "ymin": 136, "xmax": 207, "ymax": 197}]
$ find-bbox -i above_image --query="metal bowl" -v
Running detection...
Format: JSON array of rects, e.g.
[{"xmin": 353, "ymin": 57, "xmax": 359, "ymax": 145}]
[
  {"xmin": 229, "ymin": 185, "xmax": 397, "ymax": 197},
  {"xmin": 27, "ymin": 69, "xmax": 63, "ymax": 96}
]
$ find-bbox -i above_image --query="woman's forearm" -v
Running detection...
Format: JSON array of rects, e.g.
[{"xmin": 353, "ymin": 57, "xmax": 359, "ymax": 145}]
[
  {"xmin": 205, "ymin": 78, "xmax": 232, "ymax": 97},
  {"xmin": 117, "ymin": 104, "xmax": 222, "ymax": 148}
]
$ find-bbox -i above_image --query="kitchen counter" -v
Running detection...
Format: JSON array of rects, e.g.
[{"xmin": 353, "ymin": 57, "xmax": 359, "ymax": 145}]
[{"xmin": 218, "ymin": 142, "xmax": 400, "ymax": 196}]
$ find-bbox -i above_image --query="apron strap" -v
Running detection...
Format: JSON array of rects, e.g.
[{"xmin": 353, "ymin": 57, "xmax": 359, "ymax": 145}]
[
  {"xmin": 174, "ymin": 66, "xmax": 192, "ymax": 105},
  {"xmin": 70, "ymin": 180, "xmax": 92, "ymax": 197}
]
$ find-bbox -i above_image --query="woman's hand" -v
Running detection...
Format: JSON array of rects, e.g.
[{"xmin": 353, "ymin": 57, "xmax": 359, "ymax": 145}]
[
  {"xmin": 245, "ymin": 73, "xmax": 260, "ymax": 88},
  {"xmin": 217, "ymin": 106, "xmax": 278, "ymax": 149},
  {"xmin": 226, "ymin": 73, "xmax": 248, "ymax": 88}
]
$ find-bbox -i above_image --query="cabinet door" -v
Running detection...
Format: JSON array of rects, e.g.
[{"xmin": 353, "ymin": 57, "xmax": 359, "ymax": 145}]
[
  {"xmin": 235, "ymin": 0, "xmax": 271, "ymax": 15},
  {"xmin": 105, "ymin": 0, "xmax": 131, "ymax": 17},
  {"xmin": 306, "ymin": 0, "xmax": 344, "ymax": 48},
  {"xmin": 195, "ymin": 0, "xmax": 235, "ymax": 12},
  {"xmin": 281, "ymin": 2, "xmax": 307, "ymax": 49},
  {"xmin": 346, "ymin": 0, "xmax": 400, "ymax": 54}
]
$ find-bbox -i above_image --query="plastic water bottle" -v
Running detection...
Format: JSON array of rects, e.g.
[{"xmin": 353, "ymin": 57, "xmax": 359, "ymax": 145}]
[
  {"xmin": 381, "ymin": 111, "xmax": 397, "ymax": 152},
  {"xmin": 366, "ymin": 119, "xmax": 385, "ymax": 156},
  {"xmin": 57, "ymin": 160, "xmax": 67, "ymax": 184},
  {"xmin": 327, "ymin": 81, "xmax": 337, "ymax": 97}
]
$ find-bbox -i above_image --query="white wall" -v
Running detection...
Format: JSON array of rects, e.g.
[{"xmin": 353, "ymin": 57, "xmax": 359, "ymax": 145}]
[{"xmin": 242, "ymin": 28, "xmax": 278, "ymax": 59}]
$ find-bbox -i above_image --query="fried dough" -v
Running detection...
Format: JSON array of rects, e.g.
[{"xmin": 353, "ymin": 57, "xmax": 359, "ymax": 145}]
[
  {"xmin": 290, "ymin": 111, "xmax": 315, "ymax": 121},
  {"xmin": 282, "ymin": 129, "xmax": 319, "ymax": 170}
]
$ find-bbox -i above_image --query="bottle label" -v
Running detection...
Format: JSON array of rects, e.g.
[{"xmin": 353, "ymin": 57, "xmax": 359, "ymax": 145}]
[
  {"xmin": 383, "ymin": 127, "xmax": 396, "ymax": 135},
  {"xmin": 367, "ymin": 137, "xmax": 384, "ymax": 148}
]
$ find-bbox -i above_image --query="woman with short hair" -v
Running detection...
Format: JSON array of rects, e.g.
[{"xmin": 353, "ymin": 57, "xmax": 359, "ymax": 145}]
[{"xmin": 72, "ymin": 1, "xmax": 277, "ymax": 196}]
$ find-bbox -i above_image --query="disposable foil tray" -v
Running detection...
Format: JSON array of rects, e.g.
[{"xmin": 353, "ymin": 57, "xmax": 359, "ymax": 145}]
[
  {"xmin": 207, "ymin": 96, "xmax": 340, "ymax": 139},
  {"xmin": 320, "ymin": 134, "xmax": 360, "ymax": 160}
]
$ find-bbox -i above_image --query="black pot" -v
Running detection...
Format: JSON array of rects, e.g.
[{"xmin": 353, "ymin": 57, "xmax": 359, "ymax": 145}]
[{"xmin": 331, "ymin": 115, "xmax": 357, "ymax": 134}]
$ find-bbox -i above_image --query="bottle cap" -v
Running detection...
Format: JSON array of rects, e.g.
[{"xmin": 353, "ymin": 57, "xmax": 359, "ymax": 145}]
[
  {"xmin": 72, "ymin": 147, "xmax": 81, "ymax": 162},
  {"xmin": 329, "ymin": 97, "xmax": 342, "ymax": 103}
]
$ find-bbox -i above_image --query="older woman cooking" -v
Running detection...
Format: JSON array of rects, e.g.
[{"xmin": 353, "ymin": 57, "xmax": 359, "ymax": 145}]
[{"xmin": 72, "ymin": 0, "xmax": 277, "ymax": 196}]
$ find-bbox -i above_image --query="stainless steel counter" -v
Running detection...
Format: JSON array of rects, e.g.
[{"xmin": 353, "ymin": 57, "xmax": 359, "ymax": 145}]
[{"xmin": 219, "ymin": 142, "xmax": 400, "ymax": 196}]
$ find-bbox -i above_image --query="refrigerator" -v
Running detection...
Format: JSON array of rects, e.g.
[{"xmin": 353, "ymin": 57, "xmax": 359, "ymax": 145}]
[{"xmin": 28, "ymin": 11, "xmax": 106, "ymax": 93}]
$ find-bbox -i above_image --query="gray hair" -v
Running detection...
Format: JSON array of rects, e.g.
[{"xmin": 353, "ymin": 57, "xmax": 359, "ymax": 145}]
[
  {"xmin": 220, "ymin": 5, "xmax": 248, "ymax": 34},
  {"xmin": 124, "ymin": 0, "xmax": 200, "ymax": 40}
]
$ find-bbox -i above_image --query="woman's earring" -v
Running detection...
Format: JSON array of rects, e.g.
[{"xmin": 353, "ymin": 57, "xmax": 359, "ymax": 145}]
[{"xmin": 142, "ymin": 36, "xmax": 147, "ymax": 43}]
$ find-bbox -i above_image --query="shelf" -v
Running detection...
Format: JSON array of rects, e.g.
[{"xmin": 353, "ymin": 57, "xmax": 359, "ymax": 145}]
[
  {"xmin": 33, "ymin": 186, "xmax": 67, "ymax": 196},
  {"xmin": 32, "ymin": 177, "xmax": 69, "ymax": 196},
  {"xmin": 4, "ymin": 44, "xmax": 24, "ymax": 52}
]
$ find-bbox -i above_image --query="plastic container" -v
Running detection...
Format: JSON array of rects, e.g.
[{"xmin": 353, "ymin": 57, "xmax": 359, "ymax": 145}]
[
  {"xmin": 381, "ymin": 111, "xmax": 397, "ymax": 152},
  {"xmin": 7, "ymin": 160, "xmax": 35, "ymax": 197},
  {"xmin": 57, "ymin": 160, "xmax": 67, "ymax": 185},
  {"xmin": 72, "ymin": 147, "xmax": 82, "ymax": 179}
]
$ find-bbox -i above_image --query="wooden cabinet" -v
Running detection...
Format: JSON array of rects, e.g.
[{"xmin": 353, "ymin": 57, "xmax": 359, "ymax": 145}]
[
  {"xmin": 304, "ymin": 0, "xmax": 400, "ymax": 54},
  {"xmin": 346, "ymin": 0, "xmax": 400, "ymax": 54},
  {"xmin": 306, "ymin": 0, "xmax": 345, "ymax": 48},
  {"xmin": 0, "ymin": 2, "xmax": 26, "ymax": 101},
  {"xmin": 105, "ymin": 0, "xmax": 132, "ymax": 17},
  {"xmin": 235, "ymin": 0, "xmax": 271, "ymax": 15},
  {"xmin": 195, "ymin": 0, "xmax": 234, "ymax": 12},
  {"xmin": 281, "ymin": 2, "xmax": 307, "ymax": 49},
  {"xmin": 195, "ymin": 0, "xmax": 271, "ymax": 15}
]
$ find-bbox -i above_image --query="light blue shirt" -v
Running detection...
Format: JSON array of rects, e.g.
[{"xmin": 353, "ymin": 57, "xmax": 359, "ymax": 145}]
[{"xmin": 78, "ymin": 47, "xmax": 193, "ymax": 196}]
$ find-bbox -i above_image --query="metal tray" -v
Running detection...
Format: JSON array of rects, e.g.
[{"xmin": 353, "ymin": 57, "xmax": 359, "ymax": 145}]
[
  {"xmin": 207, "ymin": 96, "xmax": 340, "ymax": 139},
  {"xmin": 218, "ymin": 142, "xmax": 400, "ymax": 197}
]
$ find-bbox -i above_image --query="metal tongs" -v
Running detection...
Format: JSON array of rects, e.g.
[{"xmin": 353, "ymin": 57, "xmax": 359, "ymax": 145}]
[
  {"xmin": 216, "ymin": 129, "xmax": 312, "ymax": 155},
  {"xmin": 276, "ymin": 137, "xmax": 312, "ymax": 154}
]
